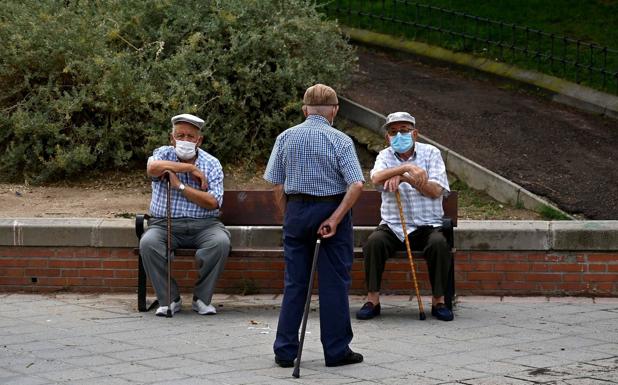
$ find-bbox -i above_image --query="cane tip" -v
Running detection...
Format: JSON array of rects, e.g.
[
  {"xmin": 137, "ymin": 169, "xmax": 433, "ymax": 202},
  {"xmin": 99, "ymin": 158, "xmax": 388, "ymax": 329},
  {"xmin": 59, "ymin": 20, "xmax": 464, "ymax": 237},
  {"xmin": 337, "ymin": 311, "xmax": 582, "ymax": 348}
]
[
  {"xmin": 419, "ymin": 312, "xmax": 426, "ymax": 320},
  {"xmin": 292, "ymin": 368, "xmax": 300, "ymax": 378}
]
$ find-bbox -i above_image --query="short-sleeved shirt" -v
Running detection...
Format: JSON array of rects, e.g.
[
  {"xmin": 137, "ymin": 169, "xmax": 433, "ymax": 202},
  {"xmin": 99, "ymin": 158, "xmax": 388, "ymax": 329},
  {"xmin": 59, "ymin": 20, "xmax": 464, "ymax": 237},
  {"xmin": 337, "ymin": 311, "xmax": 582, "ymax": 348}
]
[
  {"xmin": 264, "ymin": 115, "xmax": 365, "ymax": 195},
  {"xmin": 148, "ymin": 146, "xmax": 224, "ymax": 218},
  {"xmin": 372, "ymin": 142, "xmax": 450, "ymax": 241}
]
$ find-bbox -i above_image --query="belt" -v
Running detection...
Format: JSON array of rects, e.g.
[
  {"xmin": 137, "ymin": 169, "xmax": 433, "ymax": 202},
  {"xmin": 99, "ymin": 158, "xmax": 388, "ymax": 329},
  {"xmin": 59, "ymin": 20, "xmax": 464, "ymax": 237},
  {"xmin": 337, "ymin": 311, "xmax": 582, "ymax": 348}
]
[{"xmin": 287, "ymin": 193, "xmax": 345, "ymax": 203}]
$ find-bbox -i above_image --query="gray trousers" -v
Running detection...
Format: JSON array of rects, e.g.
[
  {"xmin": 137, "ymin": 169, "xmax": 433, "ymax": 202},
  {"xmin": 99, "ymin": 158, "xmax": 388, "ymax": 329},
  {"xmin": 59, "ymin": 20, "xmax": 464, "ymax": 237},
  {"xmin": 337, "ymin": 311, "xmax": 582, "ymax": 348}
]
[
  {"xmin": 362, "ymin": 224, "xmax": 451, "ymax": 297},
  {"xmin": 139, "ymin": 217, "xmax": 231, "ymax": 305}
]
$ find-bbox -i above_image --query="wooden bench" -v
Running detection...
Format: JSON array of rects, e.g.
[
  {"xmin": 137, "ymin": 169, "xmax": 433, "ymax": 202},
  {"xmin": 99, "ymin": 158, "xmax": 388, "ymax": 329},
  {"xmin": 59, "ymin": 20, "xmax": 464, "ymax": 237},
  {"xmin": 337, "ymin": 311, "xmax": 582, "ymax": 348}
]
[{"xmin": 135, "ymin": 189, "xmax": 458, "ymax": 311}]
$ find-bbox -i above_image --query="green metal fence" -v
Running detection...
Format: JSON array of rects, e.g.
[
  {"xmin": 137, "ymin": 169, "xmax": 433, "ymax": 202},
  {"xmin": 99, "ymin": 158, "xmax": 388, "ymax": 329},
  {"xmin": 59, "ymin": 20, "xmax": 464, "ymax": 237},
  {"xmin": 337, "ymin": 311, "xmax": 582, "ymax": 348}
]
[{"xmin": 319, "ymin": 0, "xmax": 618, "ymax": 95}]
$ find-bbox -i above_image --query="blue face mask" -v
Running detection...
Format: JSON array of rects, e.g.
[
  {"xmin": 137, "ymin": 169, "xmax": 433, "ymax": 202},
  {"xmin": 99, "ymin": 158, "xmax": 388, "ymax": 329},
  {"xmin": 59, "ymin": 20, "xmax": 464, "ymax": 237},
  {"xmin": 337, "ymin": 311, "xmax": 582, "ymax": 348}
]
[{"xmin": 390, "ymin": 132, "xmax": 414, "ymax": 153}]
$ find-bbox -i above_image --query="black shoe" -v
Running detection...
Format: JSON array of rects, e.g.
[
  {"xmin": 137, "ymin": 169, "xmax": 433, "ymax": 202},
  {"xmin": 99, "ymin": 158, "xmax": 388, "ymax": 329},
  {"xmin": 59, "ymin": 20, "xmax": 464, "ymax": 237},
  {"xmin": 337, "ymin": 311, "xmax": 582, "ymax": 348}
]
[
  {"xmin": 431, "ymin": 303, "xmax": 454, "ymax": 321},
  {"xmin": 275, "ymin": 356, "xmax": 294, "ymax": 368},
  {"xmin": 356, "ymin": 302, "xmax": 381, "ymax": 320},
  {"xmin": 325, "ymin": 350, "xmax": 364, "ymax": 367}
]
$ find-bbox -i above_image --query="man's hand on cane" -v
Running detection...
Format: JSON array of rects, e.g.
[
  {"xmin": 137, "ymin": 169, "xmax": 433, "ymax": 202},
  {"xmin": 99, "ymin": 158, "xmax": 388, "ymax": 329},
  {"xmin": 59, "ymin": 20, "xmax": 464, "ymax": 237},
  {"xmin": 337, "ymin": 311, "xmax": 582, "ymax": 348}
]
[
  {"xmin": 318, "ymin": 221, "xmax": 335, "ymax": 238},
  {"xmin": 163, "ymin": 170, "xmax": 181, "ymax": 188}
]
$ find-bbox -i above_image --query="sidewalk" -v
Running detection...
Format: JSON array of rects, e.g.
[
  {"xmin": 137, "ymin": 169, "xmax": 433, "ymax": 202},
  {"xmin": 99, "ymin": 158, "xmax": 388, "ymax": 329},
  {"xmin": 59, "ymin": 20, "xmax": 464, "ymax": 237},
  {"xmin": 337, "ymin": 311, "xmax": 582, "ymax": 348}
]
[{"xmin": 1, "ymin": 294, "xmax": 617, "ymax": 385}]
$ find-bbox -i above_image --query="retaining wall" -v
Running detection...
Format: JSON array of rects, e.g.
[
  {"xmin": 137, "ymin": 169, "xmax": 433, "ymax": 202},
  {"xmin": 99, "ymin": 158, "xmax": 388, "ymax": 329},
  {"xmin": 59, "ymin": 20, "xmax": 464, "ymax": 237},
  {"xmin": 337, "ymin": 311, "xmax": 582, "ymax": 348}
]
[{"xmin": 1, "ymin": 219, "xmax": 617, "ymax": 297}]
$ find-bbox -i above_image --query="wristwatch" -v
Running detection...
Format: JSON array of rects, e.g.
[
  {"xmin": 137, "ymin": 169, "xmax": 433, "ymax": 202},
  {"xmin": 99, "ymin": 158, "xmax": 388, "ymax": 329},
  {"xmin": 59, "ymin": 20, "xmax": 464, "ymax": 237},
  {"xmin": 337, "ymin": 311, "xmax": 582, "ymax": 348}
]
[{"xmin": 178, "ymin": 183, "xmax": 186, "ymax": 193}]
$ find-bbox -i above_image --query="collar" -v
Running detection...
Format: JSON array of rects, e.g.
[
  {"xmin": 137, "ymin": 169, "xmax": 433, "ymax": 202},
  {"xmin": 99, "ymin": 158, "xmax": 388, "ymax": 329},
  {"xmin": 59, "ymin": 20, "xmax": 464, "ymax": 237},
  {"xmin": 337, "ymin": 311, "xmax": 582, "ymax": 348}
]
[
  {"xmin": 393, "ymin": 145, "xmax": 417, "ymax": 162},
  {"xmin": 306, "ymin": 114, "xmax": 331, "ymax": 126}
]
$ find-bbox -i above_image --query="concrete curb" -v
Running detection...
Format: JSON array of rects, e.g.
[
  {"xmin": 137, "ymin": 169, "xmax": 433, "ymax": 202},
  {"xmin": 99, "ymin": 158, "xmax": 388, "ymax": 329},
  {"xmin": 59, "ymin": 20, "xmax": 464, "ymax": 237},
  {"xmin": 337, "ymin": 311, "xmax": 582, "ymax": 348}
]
[
  {"xmin": 338, "ymin": 97, "xmax": 574, "ymax": 218},
  {"xmin": 1, "ymin": 218, "xmax": 617, "ymax": 251},
  {"xmin": 344, "ymin": 27, "xmax": 618, "ymax": 120}
]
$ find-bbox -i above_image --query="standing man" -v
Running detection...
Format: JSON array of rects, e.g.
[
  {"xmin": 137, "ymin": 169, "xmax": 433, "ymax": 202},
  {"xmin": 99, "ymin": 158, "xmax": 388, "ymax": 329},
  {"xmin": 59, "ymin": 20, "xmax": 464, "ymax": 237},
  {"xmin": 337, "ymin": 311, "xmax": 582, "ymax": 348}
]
[
  {"xmin": 140, "ymin": 113, "xmax": 231, "ymax": 317},
  {"xmin": 264, "ymin": 84, "xmax": 365, "ymax": 367},
  {"xmin": 356, "ymin": 112, "xmax": 454, "ymax": 321}
]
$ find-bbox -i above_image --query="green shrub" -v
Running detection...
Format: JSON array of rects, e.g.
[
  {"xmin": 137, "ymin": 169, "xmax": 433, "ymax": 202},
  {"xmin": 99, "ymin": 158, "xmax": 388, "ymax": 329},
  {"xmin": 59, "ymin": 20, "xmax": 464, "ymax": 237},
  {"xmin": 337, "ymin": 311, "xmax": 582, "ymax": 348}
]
[{"xmin": 0, "ymin": 0, "xmax": 356, "ymax": 183}]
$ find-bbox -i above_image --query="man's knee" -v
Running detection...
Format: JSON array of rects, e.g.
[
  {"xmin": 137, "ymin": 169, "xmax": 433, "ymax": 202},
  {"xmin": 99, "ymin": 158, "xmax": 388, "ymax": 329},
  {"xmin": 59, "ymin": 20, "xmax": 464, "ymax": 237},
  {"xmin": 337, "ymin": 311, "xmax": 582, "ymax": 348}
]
[
  {"xmin": 139, "ymin": 229, "xmax": 164, "ymax": 259},
  {"xmin": 427, "ymin": 231, "xmax": 449, "ymax": 250},
  {"xmin": 197, "ymin": 230, "xmax": 230, "ymax": 258},
  {"xmin": 363, "ymin": 231, "xmax": 388, "ymax": 256}
]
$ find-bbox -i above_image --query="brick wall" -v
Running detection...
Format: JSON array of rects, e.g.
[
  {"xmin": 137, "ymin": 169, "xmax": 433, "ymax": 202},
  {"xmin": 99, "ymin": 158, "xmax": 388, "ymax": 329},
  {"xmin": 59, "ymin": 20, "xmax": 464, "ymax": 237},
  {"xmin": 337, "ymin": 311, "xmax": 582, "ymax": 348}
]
[{"xmin": 1, "ymin": 246, "xmax": 617, "ymax": 296}]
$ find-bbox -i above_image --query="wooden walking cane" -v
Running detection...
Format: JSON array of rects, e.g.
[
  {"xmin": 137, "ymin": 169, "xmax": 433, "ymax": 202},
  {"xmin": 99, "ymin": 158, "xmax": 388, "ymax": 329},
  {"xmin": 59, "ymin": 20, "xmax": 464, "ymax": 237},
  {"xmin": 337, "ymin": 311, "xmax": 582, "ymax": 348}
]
[
  {"xmin": 166, "ymin": 174, "xmax": 173, "ymax": 318},
  {"xmin": 395, "ymin": 189, "xmax": 426, "ymax": 320}
]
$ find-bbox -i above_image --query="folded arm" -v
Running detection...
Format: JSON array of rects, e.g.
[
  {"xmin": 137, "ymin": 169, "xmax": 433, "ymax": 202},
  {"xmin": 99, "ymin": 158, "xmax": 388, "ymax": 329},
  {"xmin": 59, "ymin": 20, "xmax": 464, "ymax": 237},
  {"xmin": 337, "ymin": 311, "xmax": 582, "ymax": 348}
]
[{"xmin": 372, "ymin": 164, "xmax": 442, "ymax": 199}]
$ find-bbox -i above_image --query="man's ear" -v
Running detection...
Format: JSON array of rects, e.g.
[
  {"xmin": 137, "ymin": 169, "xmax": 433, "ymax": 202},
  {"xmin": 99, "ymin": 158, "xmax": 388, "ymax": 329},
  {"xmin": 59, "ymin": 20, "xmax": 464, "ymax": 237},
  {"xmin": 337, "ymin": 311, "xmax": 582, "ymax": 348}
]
[
  {"xmin": 170, "ymin": 132, "xmax": 176, "ymax": 146},
  {"xmin": 332, "ymin": 105, "xmax": 339, "ymax": 119},
  {"xmin": 412, "ymin": 128, "xmax": 419, "ymax": 141},
  {"xmin": 197, "ymin": 135, "xmax": 203, "ymax": 148},
  {"xmin": 302, "ymin": 105, "xmax": 308, "ymax": 118}
]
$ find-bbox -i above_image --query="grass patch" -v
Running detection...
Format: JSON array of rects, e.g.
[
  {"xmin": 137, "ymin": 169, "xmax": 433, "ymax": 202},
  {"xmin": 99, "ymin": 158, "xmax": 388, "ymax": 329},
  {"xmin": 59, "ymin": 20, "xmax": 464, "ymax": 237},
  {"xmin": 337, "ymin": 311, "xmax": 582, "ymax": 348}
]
[
  {"xmin": 319, "ymin": 0, "xmax": 618, "ymax": 94},
  {"xmin": 450, "ymin": 179, "xmax": 541, "ymax": 220},
  {"xmin": 539, "ymin": 204, "xmax": 571, "ymax": 220}
]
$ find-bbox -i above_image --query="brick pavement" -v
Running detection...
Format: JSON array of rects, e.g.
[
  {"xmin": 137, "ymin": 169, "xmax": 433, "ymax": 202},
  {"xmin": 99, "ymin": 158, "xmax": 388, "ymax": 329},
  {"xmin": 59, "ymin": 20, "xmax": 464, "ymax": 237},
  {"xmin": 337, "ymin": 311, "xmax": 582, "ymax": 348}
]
[{"xmin": 1, "ymin": 294, "xmax": 617, "ymax": 385}]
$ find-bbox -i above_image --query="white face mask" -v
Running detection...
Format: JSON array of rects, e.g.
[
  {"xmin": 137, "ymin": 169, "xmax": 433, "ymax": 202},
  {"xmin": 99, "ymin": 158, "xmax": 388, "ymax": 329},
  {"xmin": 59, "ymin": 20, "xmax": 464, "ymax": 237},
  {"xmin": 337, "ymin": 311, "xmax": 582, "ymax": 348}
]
[{"xmin": 174, "ymin": 140, "xmax": 197, "ymax": 160}]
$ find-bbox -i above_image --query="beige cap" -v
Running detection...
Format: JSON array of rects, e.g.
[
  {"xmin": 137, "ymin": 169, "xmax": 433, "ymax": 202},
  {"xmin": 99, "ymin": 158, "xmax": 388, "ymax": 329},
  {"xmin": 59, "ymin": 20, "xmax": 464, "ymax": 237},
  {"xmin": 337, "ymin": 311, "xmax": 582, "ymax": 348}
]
[
  {"xmin": 382, "ymin": 112, "xmax": 416, "ymax": 129},
  {"xmin": 171, "ymin": 113, "xmax": 204, "ymax": 130},
  {"xmin": 303, "ymin": 84, "xmax": 339, "ymax": 106}
]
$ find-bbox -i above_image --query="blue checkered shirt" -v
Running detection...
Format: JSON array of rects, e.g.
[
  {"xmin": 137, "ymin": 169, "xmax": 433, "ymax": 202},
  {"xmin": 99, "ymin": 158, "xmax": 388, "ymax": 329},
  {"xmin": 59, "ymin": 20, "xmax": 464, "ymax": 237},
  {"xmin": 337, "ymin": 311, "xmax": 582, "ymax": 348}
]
[
  {"xmin": 148, "ymin": 146, "xmax": 224, "ymax": 218},
  {"xmin": 372, "ymin": 143, "xmax": 450, "ymax": 241},
  {"xmin": 264, "ymin": 115, "xmax": 365, "ymax": 195}
]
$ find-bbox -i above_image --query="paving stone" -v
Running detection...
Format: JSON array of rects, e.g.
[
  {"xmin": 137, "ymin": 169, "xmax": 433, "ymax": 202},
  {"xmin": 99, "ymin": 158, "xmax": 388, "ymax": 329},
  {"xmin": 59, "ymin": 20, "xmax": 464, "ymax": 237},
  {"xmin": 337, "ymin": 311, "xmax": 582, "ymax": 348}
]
[
  {"xmin": 463, "ymin": 375, "xmax": 536, "ymax": 384},
  {"xmin": 118, "ymin": 368, "xmax": 189, "ymax": 383},
  {"xmin": 105, "ymin": 347, "xmax": 170, "ymax": 362},
  {"xmin": 36, "ymin": 367, "xmax": 102, "ymax": 382},
  {"xmin": 138, "ymin": 356, "xmax": 204, "ymax": 370},
  {"xmin": 169, "ymin": 362, "xmax": 235, "ymax": 376},
  {"xmin": 60, "ymin": 376, "xmax": 137, "ymax": 385},
  {"xmin": 61, "ymin": 354, "xmax": 122, "ymax": 367},
  {"xmin": 505, "ymin": 353, "xmax": 577, "ymax": 368},
  {"xmin": 89, "ymin": 362, "xmax": 152, "ymax": 376},
  {"xmin": 0, "ymin": 375, "xmax": 51, "ymax": 385}
]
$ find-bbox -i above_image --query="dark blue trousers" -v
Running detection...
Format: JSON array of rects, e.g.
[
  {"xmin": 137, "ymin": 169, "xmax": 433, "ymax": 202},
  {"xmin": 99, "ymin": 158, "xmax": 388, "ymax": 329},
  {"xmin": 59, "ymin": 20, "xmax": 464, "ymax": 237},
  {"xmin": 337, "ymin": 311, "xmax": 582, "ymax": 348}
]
[{"xmin": 273, "ymin": 200, "xmax": 354, "ymax": 364}]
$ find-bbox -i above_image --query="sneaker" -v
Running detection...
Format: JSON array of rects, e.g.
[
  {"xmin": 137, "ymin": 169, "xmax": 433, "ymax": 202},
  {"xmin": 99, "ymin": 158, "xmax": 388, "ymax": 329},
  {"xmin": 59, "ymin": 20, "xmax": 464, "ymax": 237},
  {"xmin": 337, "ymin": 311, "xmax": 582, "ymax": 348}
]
[
  {"xmin": 356, "ymin": 302, "xmax": 381, "ymax": 320},
  {"xmin": 155, "ymin": 298, "xmax": 181, "ymax": 317},
  {"xmin": 325, "ymin": 350, "xmax": 363, "ymax": 367},
  {"xmin": 431, "ymin": 303, "xmax": 454, "ymax": 321},
  {"xmin": 192, "ymin": 298, "xmax": 216, "ymax": 315},
  {"xmin": 275, "ymin": 356, "xmax": 294, "ymax": 368}
]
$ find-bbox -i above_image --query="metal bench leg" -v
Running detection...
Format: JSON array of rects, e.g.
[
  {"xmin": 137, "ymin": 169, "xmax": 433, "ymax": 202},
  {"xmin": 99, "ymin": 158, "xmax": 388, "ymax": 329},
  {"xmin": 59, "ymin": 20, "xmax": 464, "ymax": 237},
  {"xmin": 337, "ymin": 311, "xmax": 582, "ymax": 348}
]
[
  {"xmin": 138, "ymin": 253, "xmax": 147, "ymax": 312},
  {"xmin": 445, "ymin": 251, "xmax": 455, "ymax": 311}
]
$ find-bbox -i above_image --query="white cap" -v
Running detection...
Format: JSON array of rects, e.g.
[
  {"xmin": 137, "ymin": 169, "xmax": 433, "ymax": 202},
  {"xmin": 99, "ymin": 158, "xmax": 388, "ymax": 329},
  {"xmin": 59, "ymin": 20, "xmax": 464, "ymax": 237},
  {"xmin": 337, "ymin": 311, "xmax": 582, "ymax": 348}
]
[
  {"xmin": 382, "ymin": 112, "xmax": 416, "ymax": 129},
  {"xmin": 171, "ymin": 113, "xmax": 205, "ymax": 130}
]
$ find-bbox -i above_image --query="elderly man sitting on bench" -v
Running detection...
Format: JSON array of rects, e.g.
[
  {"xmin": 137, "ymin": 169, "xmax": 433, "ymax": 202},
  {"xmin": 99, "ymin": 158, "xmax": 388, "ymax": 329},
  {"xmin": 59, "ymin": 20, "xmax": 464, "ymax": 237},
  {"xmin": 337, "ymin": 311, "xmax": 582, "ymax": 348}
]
[
  {"xmin": 357, "ymin": 112, "xmax": 454, "ymax": 322},
  {"xmin": 139, "ymin": 113, "xmax": 230, "ymax": 317}
]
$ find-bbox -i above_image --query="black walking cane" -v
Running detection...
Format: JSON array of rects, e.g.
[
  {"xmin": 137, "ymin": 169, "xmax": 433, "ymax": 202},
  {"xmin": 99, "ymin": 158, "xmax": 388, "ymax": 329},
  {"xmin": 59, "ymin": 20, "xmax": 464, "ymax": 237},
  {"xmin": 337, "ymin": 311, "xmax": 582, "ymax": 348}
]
[
  {"xmin": 292, "ymin": 235, "xmax": 323, "ymax": 378},
  {"xmin": 165, "ymin": 173, "xmax": 173, "ymax": 318}
]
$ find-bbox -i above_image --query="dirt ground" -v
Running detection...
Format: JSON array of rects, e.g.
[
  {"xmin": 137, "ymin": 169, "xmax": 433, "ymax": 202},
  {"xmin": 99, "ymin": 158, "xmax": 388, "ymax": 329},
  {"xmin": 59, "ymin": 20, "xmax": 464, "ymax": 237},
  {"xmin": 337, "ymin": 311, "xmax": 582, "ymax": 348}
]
[
  {"xmin": 0, "ymin": 46, "xmax": 614, "ymax": 219},
  {"xmin": 0, "ymin": 166, "xmax": 275, "ymax": 219},
  {"xmin": 345, "ymin": 47, "xmax": 618, "ymax": 219}
]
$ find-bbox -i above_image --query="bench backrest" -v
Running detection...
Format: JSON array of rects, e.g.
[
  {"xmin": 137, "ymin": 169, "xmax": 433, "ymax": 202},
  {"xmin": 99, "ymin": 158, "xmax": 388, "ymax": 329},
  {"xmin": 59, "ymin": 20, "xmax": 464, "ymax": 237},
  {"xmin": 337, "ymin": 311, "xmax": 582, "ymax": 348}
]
[{"xmin": 220, "ymin": 190, "xmax": 458, "ymax": 227}]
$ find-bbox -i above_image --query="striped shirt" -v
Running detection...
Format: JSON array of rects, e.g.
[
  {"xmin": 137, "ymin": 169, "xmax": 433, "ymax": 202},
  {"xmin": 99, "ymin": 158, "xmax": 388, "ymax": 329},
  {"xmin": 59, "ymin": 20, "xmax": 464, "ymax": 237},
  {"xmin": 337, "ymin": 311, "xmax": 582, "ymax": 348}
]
[
  {"xmin": 264, "ymin": 115, "xmax": 364, "ymax": 195},
  {"xmin": 372, "ymin": 142, "xmax": 450, "ymax": 241},
  {"xmin": 148, "ymin": 146, "xmax": 223, "ymax": 218}
]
